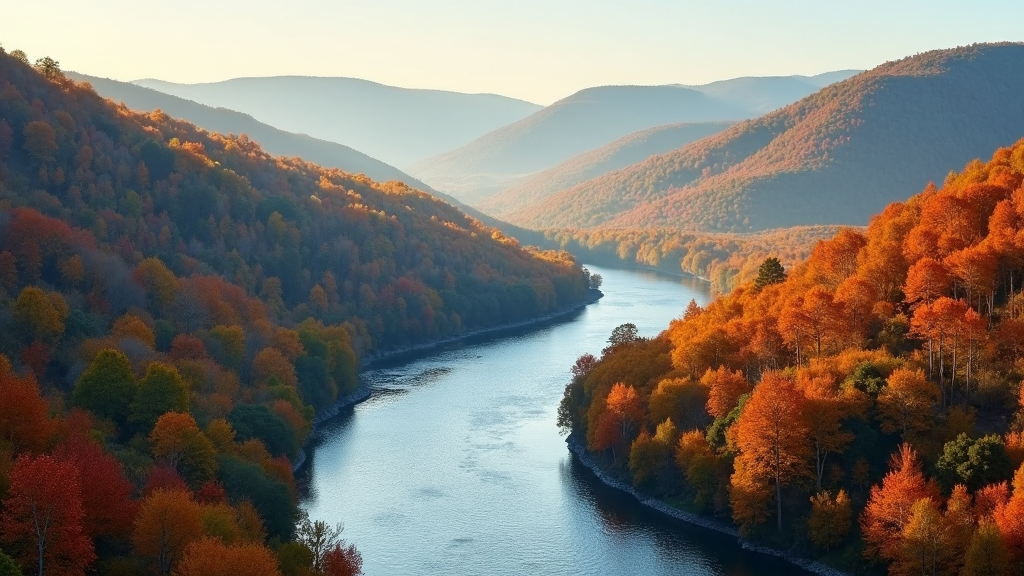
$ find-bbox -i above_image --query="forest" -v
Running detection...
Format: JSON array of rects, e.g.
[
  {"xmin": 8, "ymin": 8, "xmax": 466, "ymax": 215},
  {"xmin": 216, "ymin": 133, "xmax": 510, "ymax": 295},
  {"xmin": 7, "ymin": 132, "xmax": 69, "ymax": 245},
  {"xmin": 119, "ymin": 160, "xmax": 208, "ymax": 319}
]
[
  {"xmin": 559, "ymin": 139, "xmax": 1024, "ymax": 574},
  {"xmin": 0, "ymin": 47, "xmax": 590, "ymax": 576}
]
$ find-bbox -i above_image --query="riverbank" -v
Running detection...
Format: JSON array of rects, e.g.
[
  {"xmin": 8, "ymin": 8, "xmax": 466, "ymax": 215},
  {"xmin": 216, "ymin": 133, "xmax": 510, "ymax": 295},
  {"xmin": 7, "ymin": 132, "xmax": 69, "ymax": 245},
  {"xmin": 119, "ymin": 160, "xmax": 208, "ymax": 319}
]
[
  {"xmin": 293, "ymin": 290, "xmax": 604, "ymax": 473},
  {"xmin": 565, "ymin": 433, "xmax": 851, "ymax": 576},
  {"xmin": 358, "ymin": 288, "xmax": 604, "ymax": 369}
]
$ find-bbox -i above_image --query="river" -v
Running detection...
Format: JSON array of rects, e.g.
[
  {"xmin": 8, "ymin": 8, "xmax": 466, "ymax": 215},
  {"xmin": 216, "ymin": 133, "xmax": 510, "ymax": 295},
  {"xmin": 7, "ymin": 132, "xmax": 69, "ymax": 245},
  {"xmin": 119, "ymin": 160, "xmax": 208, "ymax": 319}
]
[{"xmin": 301, "ymin": 265, "xmax": 809, "ymax": 576}]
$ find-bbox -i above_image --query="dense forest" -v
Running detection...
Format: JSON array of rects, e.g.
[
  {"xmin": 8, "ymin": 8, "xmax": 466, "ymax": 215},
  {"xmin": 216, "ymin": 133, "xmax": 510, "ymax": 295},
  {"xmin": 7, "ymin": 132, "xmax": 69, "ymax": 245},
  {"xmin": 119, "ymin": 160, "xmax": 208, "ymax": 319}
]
[
  {"xmin": 511, "ymin": 43, "xmax": 1024, "ymax": 233},
  {"xmin": 559, "ymin": 139, "xmax": 1024, "ymax": 574},
  {"xmin": 546, "ymin": 225, "xmax": 841, "ymax": 293},
  {"xmin": 0, "ymin": 46, "xmax": 589, "ymax": 576}
]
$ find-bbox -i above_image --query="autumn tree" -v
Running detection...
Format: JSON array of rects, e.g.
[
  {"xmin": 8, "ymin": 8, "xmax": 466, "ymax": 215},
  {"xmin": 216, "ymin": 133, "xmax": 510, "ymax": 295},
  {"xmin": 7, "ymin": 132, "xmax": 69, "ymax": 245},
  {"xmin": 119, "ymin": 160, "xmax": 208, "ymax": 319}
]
[
  {"xmin": 702, "ymin": 366, "xmax": 751, "ymax": 420},
  {"xmin": 0, "ymin": 454, "xmax": 95, "ymax": 576},
  {"xmin": 13, "ymin": 286, "xmax": 67, "ymax": 345},
  {"xmin": 731, "ymin": 372, "xmax": 809, "ymax": 531},
  {"xmin": 0, "ymin": 369, "xmax": 53, "ymax": 455},
  {"xmin": 807, "ymin": 490, "xmax": 852, "ymax": 551},
  {"xmin": 591, "ymin": 383, "xmax": 644, "ymax": 461},
  {"xmin": 133, "ymin": 490, "xmax": 204, "ymax": 576},
  {"xmin": 252, "ymin": 348, "xmax": 298, "ymax": 388},
  {"xmin": 877, "ymin": 368, "xmax": 938, "ymax": 440},
  {"xmin": 323, "ymin": 544, "xmax": 364, "ymax": 576},
  {"xmin": 173, "ymin": 537, "xmax": 281, "ymax": 576},
  {"xmin": 296, "ymin": 513, "xmax": 348, "ymax": 573},
  {"xmin": 861, "ymin": 444, "xmax": 935, "ymax": 562},
  {"xmin": 962, "ymin": 521, "xmax": 1010, "ymax": 576},
  {"xmin": 54, "ymin": 434, "xmax": 137, "ymax": 540},
  {"xmin": 150, "ymin": 413, "xmax": 217, "ymax": 487}
]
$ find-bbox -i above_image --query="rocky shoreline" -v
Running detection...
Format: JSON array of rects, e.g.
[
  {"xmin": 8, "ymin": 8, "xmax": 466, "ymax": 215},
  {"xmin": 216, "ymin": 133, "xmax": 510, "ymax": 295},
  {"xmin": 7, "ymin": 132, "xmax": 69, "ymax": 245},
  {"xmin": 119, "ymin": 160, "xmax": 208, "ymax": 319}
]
[
  {"xmin": 565, "ymin": 433, "xmax": 850, "ymax": 576},
  {"xmin": 292, "ymin": 290, "xmax": 604, "ymax": 473}
]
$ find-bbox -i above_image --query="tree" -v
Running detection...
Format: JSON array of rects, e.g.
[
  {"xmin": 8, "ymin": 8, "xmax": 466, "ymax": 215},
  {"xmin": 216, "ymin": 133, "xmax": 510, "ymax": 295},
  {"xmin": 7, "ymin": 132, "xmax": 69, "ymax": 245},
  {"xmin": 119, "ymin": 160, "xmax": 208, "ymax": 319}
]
[
  {"xmin": 861, "ymin": 444, "xmax": 934, "ymax": 562},
  {"xmin": 13, "ymin": 287, "xmax": 66, "ymax": 345},
  {"xmin": 229, "ymin": 405, "xmax": 298, "ymax": 458},
  {"xmin": 808, "ymin": 490, "xmax": 852, "ymax": 551},
  {"xmin": 72, "ymin": 349, "xmax": 136, "ymax": 427},
  {"xmin": 936, "ymin": 433, "xmax": 1012, "ymax": 491},
  {"xmin": 754, "ymin": 257, "xmax": 787, "ymax": 290},
  {"xmin": 963, "ymin": 521, "xmax": 1009, "ymax": 576},
  {"xmin": 21, "ymin": 122, "xmax": 57, "ymax": 168},
  {"xmin": 0, "ymin": 369, "xmax": 53, "ymax": 455},
  {"xmin": 150, "ymin": 413, "xmax": 217, "ymax": 487},
  {"xmin": 296, "ymin": 513, "xmax": 345, "ymax": 573},
  {"xmin": 702, "ymin": 366, "xmax": 751, "ymax": 420},
  {"xmin": 130, "ymin": 363, "xmax": 190, "ymax": 433},
  {"xmin": 252, "ymin": 348, "xmax": 298, "ymax": 388},
  {"xmin": 133, "ymin": 490, "xmax": 204, "ymax": 576},
  {"xmin": 732, "ymin": 372, "xmax": 809, "ymax": 531},
  {"xmin": 800, "ymin": 377, "xmax": 855, "ymax": 492},
  {"xmin": 894, "ymin": 498, "xmax": 947, "ymax": 576},
  {"xmin": 323, "ymin": 544, "xmax": 363, "ymax": 576},
  {"xmin": 0, "ymin": 551, "xmax": 19, "ymax": 576},
  {"xmin": 32, "ymin": 57, "xmax": 64, "ymax": 81},
  {"xmin": 591, "ymin": 383, "xmax": 644, "ymax": 460},
  {"xmin": 0, "ymin": 454, "xmax": 95, "ymax": 576},
  {"xmin": 173, "ymin": 538, "xmax": 281, "ymax": 576},
  {"xmin": 607, "ymin": 323, "xmax": 639, "ymax": 349},
  {"xmin": 877, "ymin": 368, "xmax": 939, "ymax": 440},
  {"xmin": 54, "ymin": 434, "xmax": 137, "ymax": 540}
]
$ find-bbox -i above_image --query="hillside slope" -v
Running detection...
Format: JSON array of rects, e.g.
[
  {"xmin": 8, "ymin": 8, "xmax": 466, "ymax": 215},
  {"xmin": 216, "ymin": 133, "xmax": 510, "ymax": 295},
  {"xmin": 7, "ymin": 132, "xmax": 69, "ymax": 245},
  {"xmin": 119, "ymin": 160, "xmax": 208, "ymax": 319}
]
[
  {"xmin": 70, "ymin": 72, "xmax": 439, "ymax": 192},
  {"xmin": 479, "ymin": 121, "xmax": 735, "ymax": 218},
  {"xmin": 510, "ymin": 44, "xmax": 1024, "ymax": 232},
  {"xmin": 132, "ymin": 76, "xmax": 541, "ymax": 167},
  {"xmin": 410, "ymin": 74, "xmax": 855, "ymax": 204},
  {"xmin": 0, "ymin": 52, "xmax": 588, "ymax": 365}
]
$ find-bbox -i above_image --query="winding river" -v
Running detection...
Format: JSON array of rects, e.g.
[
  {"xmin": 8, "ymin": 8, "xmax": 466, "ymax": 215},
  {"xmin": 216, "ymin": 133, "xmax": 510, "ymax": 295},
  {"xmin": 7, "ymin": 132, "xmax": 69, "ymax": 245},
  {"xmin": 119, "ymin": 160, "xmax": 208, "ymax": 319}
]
[{"xmin": 301, "ymin": 265, "xmax": 809, "ymax": 576}]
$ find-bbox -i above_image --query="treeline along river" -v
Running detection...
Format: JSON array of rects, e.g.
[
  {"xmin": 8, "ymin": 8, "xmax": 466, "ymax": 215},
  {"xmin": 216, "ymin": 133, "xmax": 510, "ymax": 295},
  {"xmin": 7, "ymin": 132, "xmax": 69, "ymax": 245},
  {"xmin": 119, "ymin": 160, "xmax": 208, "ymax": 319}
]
[{"xmin": 301, "ymin": 265, "xmax": 811, "ymax": 576}]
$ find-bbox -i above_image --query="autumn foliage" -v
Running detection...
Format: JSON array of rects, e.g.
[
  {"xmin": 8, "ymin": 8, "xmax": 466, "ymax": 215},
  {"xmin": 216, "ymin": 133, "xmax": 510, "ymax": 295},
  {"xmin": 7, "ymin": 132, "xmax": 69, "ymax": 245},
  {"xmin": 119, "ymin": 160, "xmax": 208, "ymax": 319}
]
[{"xmin": 560, "ymin": 137, "xmax": 1024, "ymax": 573}]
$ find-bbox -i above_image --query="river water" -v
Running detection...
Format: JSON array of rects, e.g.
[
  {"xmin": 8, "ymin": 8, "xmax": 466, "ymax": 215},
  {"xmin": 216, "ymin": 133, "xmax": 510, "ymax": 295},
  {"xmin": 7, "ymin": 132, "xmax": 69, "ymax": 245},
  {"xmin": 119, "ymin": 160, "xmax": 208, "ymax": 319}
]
[{"xmin": 302, "ymin": 265, "xmax": 808, "ymax": 576}]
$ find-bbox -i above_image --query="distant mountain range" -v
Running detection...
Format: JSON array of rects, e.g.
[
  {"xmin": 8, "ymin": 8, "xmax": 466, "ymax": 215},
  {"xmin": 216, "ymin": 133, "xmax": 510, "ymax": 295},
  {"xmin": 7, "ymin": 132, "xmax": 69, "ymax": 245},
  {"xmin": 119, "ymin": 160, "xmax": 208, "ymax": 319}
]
[
  {"xmin": 503, "ymin": 44, "xmax": 1024, "ymax": 233},
  {"xmin": 408, "ymin": 72, "xmax": 859, "ymax": 204},
  {"xmin": 131, "ymin": 76, "xmax": 541, "ymax": 167},
  {"xmin": 70, "ymin": 72, "xmax": 439, "ymax": 193},
  {"xmin": 477, "ymin": 121, "xmax": 735, "ymax": 219}
]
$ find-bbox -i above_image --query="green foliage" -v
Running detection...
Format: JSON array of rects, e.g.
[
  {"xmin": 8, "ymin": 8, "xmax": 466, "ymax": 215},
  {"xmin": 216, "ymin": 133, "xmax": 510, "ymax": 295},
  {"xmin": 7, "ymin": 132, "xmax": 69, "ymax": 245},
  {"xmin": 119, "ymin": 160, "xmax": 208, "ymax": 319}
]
[
  {"xmin": 935, "ymin": 433, "xmax": 1012, "ymax": 491},
  {"xmin": 296, "ymin": 356, "xmax": 335, "ymax": 411},
  {"xmin": 277, "ymin": 542, "xmax": 314, "ymax": 576},
  {"xmin": 753, "ymin": 257, "xmax": 786, "ymax": 290},
  {"xmin": 707, "ymin": 393, "xmax": 749, "ymax": 451},
  {"xmin": 130, "ymin": 363, "xmax": 189, "ymax": 433},
  {"xmin": 216, "ymin": 454, "xmax": 297, "ymax": 541},
  {"xmin": 0, "ymin": 550, "xmax": 20, "ymax": 576},
  {"xmin": 229, "ymin": 404, "xmax": 298, "ymax": 458},
  {"xmin": 73, "ymin": 349, "xmax": 137, "ymax": 426}
]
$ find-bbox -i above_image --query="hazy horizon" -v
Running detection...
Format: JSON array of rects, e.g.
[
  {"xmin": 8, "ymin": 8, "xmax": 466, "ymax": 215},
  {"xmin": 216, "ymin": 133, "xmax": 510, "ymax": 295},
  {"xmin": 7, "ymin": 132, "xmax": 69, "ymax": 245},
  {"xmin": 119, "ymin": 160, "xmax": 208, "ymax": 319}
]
[{"xmin": 4, "ymin": 0, "xmax": 1022, "ymax": 105}]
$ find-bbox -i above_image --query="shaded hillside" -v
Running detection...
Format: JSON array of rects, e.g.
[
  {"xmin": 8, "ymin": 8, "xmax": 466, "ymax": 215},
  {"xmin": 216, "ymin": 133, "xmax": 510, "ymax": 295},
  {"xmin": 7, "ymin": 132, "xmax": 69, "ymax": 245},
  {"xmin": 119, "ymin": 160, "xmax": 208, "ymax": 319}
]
[
  {"xmin": 479, "ymin": 121, "xmax": 734, "ymax": 218},
  {"xmin": 512, "ymin": 44, "xmax": 1024, "ymax": 232},
  {"xmin": 133, "ymin": 76, "xmax": 541, "ymax": 167},
  {"xmin": 69, "ymin": 72, "xmax": 438, "ymax": 192},
  {"xmin": 411, "ymin": 74, "xmax": 854, "ymax": 204},
  {"xmin": 0, "ymin": 52, "xmax": 588, "ymax": 366}
]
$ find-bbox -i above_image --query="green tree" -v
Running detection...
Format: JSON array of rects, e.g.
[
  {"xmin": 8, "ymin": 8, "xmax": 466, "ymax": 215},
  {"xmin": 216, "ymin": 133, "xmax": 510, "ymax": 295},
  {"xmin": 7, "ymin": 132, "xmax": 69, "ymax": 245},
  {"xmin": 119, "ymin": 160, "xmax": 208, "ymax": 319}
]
[
  {"xmin": 130, "ymin": 363, "xmax": 189, "ymax": 433},
  {"xmin": 607, "ymin": 323, "xmax": 639, "ymax": 348},
  {"xmin": 33, "ymin": 57, "xmax": 64, "ymax": 81},
  {"xmin": 13, "ymin": 287, "xmax": 67, "ymax": 344},
  {"xmin": 216, "ymin": 455, "xmax": 297, "ymax": 541},
  {"xmin": 73, "ymin": 349, "xmax": 137, "ymax": 427},
  {"xmin": 229, "ymin": 405, "xmax": 298, "ymax": 458},
  {"xmin": 754, "ymin": 257, "xmax": 787, "ymax": 290},
  {"xmin": 0, "ymin": 550, "xmax": 20, "ymax": 576},
  {"xmin": 935, "ymin": 433, "xmax": 1012, "ymax": 490}
]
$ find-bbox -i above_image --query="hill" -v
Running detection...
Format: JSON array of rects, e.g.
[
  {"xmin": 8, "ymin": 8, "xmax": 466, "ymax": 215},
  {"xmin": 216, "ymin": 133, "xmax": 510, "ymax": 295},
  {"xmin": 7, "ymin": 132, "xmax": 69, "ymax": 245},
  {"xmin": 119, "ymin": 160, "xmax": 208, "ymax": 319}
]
[
  {"xmin": 69, "ymin": 72, "xmax": 440, "ymax": 192},
  {"xmin": 558, "ymin": 136, "xmax": 1024, "ymax": 575},
  {"xmin": 132, "ymin": 76, "xmax": 541, "ymax": 167},
  {"xmin": 410, "ymin": 74, "xmax": 855, "ymax": 204},
  {"xmin": 509, "ymin": 44, "xmax": 1024, "ymax": 232},
  {"xmin": 683, "ymin": 71, "xmax": 859, "ymax": 115},
  {"xmin": 478, "ymin": 121, "xmax": 735, "ymax": 218}
]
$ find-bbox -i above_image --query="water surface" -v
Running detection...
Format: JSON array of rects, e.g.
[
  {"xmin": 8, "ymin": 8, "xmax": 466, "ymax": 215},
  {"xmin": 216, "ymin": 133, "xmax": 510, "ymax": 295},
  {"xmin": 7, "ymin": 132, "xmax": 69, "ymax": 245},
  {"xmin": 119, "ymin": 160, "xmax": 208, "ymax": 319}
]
[{"xmin": 303, "ymin": 265, "xmax": 808, "ymax": 576}]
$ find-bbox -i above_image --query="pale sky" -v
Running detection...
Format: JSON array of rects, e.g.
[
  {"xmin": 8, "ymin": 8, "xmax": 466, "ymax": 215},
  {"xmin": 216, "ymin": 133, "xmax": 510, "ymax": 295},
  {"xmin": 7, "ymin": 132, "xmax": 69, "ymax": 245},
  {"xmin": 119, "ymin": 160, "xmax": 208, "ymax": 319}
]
[{"xmin": 4, "ymin": 0, "xmax": 1023, "ymax": 104}]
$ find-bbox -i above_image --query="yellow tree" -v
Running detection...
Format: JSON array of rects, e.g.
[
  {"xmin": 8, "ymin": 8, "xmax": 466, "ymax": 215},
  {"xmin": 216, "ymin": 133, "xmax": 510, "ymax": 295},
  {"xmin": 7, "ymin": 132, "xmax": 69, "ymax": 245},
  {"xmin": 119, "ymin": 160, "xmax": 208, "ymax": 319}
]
[{"xmin": 877, "ymin": 368, "xmax": 939, "ymax": 441}]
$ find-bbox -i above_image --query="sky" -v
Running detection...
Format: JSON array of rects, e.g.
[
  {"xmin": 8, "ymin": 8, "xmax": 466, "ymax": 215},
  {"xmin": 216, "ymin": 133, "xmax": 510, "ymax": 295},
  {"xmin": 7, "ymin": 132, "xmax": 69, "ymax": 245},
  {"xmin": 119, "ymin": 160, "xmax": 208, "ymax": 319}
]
[{"xmin": 3, "ymin": 0, "xmax": 1023, "ymax": 105}]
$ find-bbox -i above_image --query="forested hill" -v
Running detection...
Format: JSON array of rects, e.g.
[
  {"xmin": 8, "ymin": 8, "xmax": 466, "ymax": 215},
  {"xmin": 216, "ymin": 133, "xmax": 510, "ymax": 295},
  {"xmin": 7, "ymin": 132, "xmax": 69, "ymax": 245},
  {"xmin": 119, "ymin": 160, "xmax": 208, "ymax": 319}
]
[
  {"xmin": 0, "ymin": 50, "xmax": 589, "ymax": 400},
  {"xmin": 68, "ymin": 72, "xmax": 439, "ymax": 194},
  {"xmin": 560, "ymin": 138, "xmax": 1024, "ymax": 574},
  {"xmin": 510, "ymin": 43, "xmax": 1024, "ymax": 232}
]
